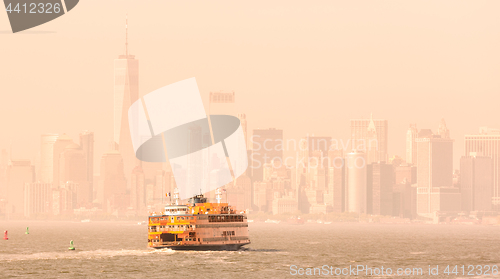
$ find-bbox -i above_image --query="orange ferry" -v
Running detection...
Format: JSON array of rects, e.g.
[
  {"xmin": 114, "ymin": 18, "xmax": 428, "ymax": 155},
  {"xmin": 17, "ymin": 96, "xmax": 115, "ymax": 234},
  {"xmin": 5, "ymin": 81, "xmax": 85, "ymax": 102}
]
[{"xmin": 148, "ymin": 189, "xmax": 250, "ymax": 250}]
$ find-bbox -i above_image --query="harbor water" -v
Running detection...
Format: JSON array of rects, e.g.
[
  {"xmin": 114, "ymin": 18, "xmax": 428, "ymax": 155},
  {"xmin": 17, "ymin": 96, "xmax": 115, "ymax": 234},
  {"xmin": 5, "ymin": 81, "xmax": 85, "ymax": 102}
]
[{"xmin": 0, "ymin": 221, "xmax": 499, "ymax": 278}]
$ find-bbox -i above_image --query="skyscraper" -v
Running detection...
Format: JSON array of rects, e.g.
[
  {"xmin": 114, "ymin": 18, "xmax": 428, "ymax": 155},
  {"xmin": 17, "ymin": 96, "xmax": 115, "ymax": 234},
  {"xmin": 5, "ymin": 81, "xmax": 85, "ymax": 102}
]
[
  {"xmin": 40, "ymin": 133, "xmax": 58, "ymax": 183},
  {"xmin": 323, "ymin": 165, "xmax": 345, "ymax": 212},
  {"xmin": 251, "ymin": 128, "xmax": 283, "ymax": 182},
  {"xmin": 306, "ymin": 136, "xmax": 331, "ymax": 156},
  {"xmin": 114, "ymin": 17, "xmax": 139, "ymax": 180},
  {"xmin": 460, "ymin": 153, "xmax": 493, "ymax": 212},
  {"xmin": 24, "ymin": 182, "xmax": 51, "ymax": 218},
  {"xmin": 350, "ymin": 115, "xmax": 388, "ymax": 164},
  {"xmin": 416, "ymin": 135, "xmax": 453, "ymax": 189},
  {"xmin": 209, "ymin": 91, "xmax": 236, "ymax": 116},
  {"xmin": 306, "ymin": 136, "xmax": 332, "ymax": 169},
  {"xmin": 59, "ymin": 143, "xmax": 89, "ymax": 207},
  {"xmin": 226, "ymin": 174, "xmax": 252, "ymax": 211},
  {"xmin": 7, "ymin": 159, "xmax": 35, "ymax": 217},
  {"xmin": 326, "ymin": 149, "xmax": 345, "ymax": 213},
  {"xmin": 52, "ymin": 134, "xmax": 74, "ymax": 188},
  {"xmin": 367, "ymin": 162, "xmax": 393, "ymax": 216},
  {"xmin": 79, "ymin": 131, "xmax": 94, "ymax": 204},
  {"xmin": 406, "ymin": 124, "xmax": 418, "ymax": 165},
  {"xmin": 130, "ymin": 165, "xmax": 145, "ymax": 212},
  {"xmin": 438, "ymin": 118, "xmax": 450, "ymax": 139},
  {"xmin": 98, "ymin": 150, "xmax": 127, "ymax": 212},
  {"xmin": 416, "ymin": 131, "xmax": 459, "ymax": 215},
  {"xmin": 59, "ymin": 144, "xmax": 86, "ymax": 181},
  {"xmin": 465, "ymin": 127, "xmax": 500, "ymax": 210},
  {"xmin": 345, "ymin": 150, "xmax": 367, "ymax": 213}
]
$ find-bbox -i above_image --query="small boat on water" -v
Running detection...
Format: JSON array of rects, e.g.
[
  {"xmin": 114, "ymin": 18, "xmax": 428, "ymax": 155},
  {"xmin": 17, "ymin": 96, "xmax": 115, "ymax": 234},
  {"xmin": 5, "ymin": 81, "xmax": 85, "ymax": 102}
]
[
  {"xmin": 287, "ymin": 216, "xmax": 304, "ymax": 225},
  {"xmin": 81, "ymin": 219, "xmax": 90, "ymax": 223},
  {"xmin": 264, "ymin": 219, "xmax": 280, "ymax": 224},
  {"xmin": 450, "ymin": 215, "xmax": 480, "ymax": 225}
]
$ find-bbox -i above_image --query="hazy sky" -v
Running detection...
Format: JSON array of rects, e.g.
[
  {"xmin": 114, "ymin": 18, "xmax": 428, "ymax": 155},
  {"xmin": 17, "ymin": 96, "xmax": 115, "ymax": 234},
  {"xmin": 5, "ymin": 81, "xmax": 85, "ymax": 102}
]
[{"xmin": 1, "ymin": 0, "xmax": 500, "ymax": 171}]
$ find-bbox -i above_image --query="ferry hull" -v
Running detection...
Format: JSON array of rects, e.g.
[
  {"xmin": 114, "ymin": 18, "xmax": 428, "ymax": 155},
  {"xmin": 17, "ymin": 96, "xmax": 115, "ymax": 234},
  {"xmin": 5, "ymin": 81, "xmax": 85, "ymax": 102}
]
[{"xmin": 152, "ymin": 243, "xmax": 249, "ymax": 251}]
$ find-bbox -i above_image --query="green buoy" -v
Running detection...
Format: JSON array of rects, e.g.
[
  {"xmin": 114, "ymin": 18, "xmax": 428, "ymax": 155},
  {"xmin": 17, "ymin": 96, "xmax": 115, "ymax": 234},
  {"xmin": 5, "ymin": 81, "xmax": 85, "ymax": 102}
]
[
  {"xmin": 69, "ymin": 240, "xmax": 75, "ymax": 250},
  {"xmin": 25, "ymin": 227, "xmax": 29, "ymax": 235}
]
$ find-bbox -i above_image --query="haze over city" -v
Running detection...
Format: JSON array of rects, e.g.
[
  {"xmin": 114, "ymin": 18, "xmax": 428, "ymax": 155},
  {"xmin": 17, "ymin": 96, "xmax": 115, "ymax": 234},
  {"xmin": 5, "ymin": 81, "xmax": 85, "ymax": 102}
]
[{"xmin": 1, "ymin": 0, "xmax": 500, "ymax": 170}]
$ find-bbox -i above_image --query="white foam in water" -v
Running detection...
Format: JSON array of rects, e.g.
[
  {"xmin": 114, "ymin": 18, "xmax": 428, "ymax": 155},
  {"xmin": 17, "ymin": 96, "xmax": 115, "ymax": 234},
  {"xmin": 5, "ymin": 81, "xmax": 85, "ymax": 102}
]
[
  {"xmin": 0, "ymin": 248, "xmax": 245, "ymax": 262},
  {"xmin": 0, "ymin": 249, "xmax": 162, "ymax": 262}
]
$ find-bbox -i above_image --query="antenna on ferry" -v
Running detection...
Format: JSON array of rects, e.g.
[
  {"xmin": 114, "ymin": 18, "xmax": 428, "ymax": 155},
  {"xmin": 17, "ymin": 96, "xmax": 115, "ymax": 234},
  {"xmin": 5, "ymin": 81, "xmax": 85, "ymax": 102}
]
[
  {"xmin": 173, "ymin": 187, "xmax": 179, "ymax": 205},
  {"xmin": 215, "ymin": 188, "xmax": 222, "ymax": 204},
  {"xmin": 166, "ymin": 192, "xmax": 172, "ymax": 204}
]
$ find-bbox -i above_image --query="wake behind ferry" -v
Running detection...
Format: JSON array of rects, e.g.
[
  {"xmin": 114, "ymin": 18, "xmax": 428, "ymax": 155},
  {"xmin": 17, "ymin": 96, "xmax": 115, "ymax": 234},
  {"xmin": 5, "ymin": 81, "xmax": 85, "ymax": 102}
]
[{"xmin": 148, "ymin": 189, "xmax": 250, "ymax": 250}]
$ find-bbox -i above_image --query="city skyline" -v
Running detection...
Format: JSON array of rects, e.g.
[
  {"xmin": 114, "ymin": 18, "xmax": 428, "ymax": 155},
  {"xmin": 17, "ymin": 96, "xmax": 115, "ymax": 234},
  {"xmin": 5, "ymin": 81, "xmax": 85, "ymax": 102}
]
[
  {"xmin": 1, "ymin": 1, "xmax": 500, "ymax": 219},
  {"xmin": 2, "ymin": 1, "xmax": 500, "ymax": 170}
]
